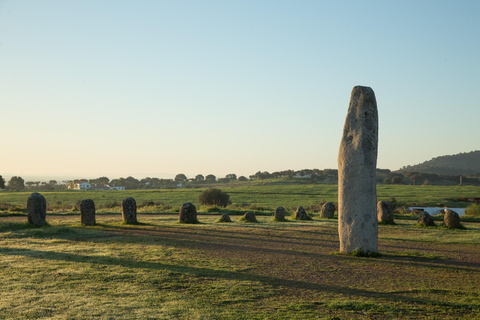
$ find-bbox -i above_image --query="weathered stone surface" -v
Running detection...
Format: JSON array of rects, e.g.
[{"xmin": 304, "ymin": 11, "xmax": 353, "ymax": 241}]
[
  {"xmin": 274, "ymin": 206, "xmax": 286, "ymax": 221},
  {"xmin": 320, "ymin": 202, "xmax": 336, "ymax": 219},
  {"xmin": 218, "ymin": 213, "xmax": 232, "ymax": 222},
  {"xmin": 80, "ymin": 199, "xmax": 96, "ymax": 226},
  {"xmin": 27, "ymin": 192, "xmax": 46, "ymax": 227},
  {"xmin": 377, "ymin": 201, "xmax": 394, "ymax": 223},
  {"xmin": 444, "ymin": 209, "xmax": 461, "ymax": 228},
  {"xmin": 418, "ymin": 212, "xmax": 435, "ymax": 226},
  {"xmin": 122, "ymin": 197, "xmax": 137, "ymax": 224},
  {"xmin": 179, "ymin": 202, "xmax": 197, "ymax": 223},
  {"xmin": 338, "ymin": 86, "xmax": 378, "ymax": 253},
  {"xmin": 243, "ymin": 211, "xmax": 257, "ymax": 222},
  {"xmin": 294, "ymin": 206, "xmax": 309, "ymax": 220}
]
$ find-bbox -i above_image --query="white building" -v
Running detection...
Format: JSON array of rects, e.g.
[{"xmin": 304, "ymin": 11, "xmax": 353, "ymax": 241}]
[
  {"xmin": 109, "ymin": 186, "xmax": 125, "ymax": 190},
  {"xmin": 74, "ymin": 182, "xmax": 91, "ymax": 190}
]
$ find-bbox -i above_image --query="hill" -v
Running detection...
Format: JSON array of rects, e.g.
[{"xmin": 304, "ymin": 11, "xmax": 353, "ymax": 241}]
[{"xmin": 401, "ymin": 150, "xmax": 480, "ymax": 175}]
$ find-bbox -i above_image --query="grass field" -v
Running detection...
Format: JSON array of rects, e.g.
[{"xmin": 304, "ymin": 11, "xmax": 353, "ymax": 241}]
[
  {"xmin": 0, "ymin": 215, "xmax": 479, "ymax": 319},
  {"xmin": 1, "ymin": 184, "xmax": 479, "ymax": 215}
]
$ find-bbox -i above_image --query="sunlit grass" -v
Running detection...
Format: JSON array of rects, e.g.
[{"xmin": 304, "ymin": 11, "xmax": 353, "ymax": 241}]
[{"xmin": 1, "ymin": 214, "xmax": 480, "ymax": 318}]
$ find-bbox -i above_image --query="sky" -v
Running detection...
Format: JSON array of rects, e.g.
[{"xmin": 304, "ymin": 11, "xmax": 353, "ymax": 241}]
[{"xmin": 0, "ymin": 0, "xmax": 479, "ymax": 181}]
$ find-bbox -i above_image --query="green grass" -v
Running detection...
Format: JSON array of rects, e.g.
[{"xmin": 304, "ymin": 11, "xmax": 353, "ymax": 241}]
[
  {"xmin": 2, "ymin": 184, "xmax": 479, "ymax": 216},
  {"xmin": 1, "ymin": 215, "xmax": 480, "ymax": 319}
]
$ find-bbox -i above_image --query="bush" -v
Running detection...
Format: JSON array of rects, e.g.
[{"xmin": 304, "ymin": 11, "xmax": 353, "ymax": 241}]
[
  {"xmin": 465, "ymin": 204, "xmax": 480, "ymax": 217},
  {"xmin": 197, "ymin": 188, "xmax": 231, "ymax": 207}
]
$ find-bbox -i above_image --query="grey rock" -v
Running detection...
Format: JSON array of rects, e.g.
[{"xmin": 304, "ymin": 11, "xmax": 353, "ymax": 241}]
[
  {"xmin": 320, "ymin": 202, "xmax": 336, "ymax": 219},
  {"xmin": 444, "ymin": 209, "xmax": 461, "ymax": 228},
  {"xmin": 80, "ymin": 199, "xmax": 96, "ymax": 226},
  {"xmin": 294, "ymin": 206, "xmax": 309, "ymax": 220},
  {"xmin": 274, "ymin": 206, "xmax": 286, "ymax": 221},
  {"xmin": 243, "ymin": 211, "xmax": 257, "ymax": 222},
  {"xmin": 338, "ymin": 86, "xmax": 379, "ymax": 253},
  {"xmin": 27, "ymin": 192, "xmax": 46, "ymax": 227},
  {"xmin": 179, "ymin": 202, "xmax": 197, "ymax": 223},
  {"xmin": 218, "ymin": 213, "xmax": 232, "ymax": 222},
  {"xmin": 418, "ymin": 212, "xmax": 435, "ymax": 226},
  {"xmin": 122, "ymin": 197, "xmax": 137, "ymax": 224},
  {"xmin": 377, "ymin": 201, "xmax": 394, "ymax": 223}
]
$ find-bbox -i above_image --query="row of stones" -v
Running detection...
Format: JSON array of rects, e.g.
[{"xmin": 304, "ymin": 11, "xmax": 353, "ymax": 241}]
[
  {"xmin": 418, "ymin": 209, "xmax": 463, "ymax": 228},
  {"xmin": 377, "ymin": 200, "xmax": 464, "ymax": 228},
  {"xmin": 28, "ymin": 191, "xmax": 393, "ymax": 227},
  {"xmin": 26, "ymin": 192, "xmax": 201, "ymax": 226},
  {"xmin": 26, "ymin": 191, "xmax": 338, "ymax": 227}
]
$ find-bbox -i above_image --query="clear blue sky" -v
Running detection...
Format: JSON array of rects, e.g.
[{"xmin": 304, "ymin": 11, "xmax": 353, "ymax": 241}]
[{"xmin": 1, "ymin": 0, "xmax": 479, "ymax": 180}]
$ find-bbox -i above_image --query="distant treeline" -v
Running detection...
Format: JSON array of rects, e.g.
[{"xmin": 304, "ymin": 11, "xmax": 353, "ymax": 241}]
[
  {"xmin": 2, "ymin": 167, "xmax": 480, "ymax": 192},
  {"xmin": 379, "ymin": 170, "xmax": 480, "ymax": 186}
]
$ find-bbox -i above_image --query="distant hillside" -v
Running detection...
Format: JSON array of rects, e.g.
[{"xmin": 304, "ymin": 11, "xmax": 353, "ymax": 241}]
[{"xmin": 401, "ymin": 151, "xmax": 480, "ymax": 175}]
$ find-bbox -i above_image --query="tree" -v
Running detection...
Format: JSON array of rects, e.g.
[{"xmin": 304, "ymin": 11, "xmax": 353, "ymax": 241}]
[
  {"xmin": 205, "ymin": 174, "xmax": 216, "ymax": 182},
  {"xmin": 175, "ymin": 173, "xmax": 188, "ymax": 183},
  {"xmin": 49, "ymin": 180, "xmax": 57, "ymax": 185},
  {"xmin": 197, "ymin": 188, "xmax": 231, "ymax": 207},
  {"xmin": 8, "ymin": 176, "xmax": 25, "ymax": 190},
  {"xmin": 225, "ymin": 173, "xmax": 237, "ymax": 180},
  {"xmin": 0, "ymin": 175, "xmax": 5, "ymax": 189},
  {"xmin": 238, "ymin": 176, "xmax": 247, "ymax": 181},
  {"xmin": 195, "ymin": 174, "xmax": 205, "ymax": 182},
  {"xmin": 89, "ymin": 177, "xmax": 109, "ymax": 186}
]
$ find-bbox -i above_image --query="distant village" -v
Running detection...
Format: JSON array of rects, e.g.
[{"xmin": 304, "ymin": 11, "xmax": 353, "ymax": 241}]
[{"xmin": 68, "ymin": 181, "xmax": 125, "ymax": 191}]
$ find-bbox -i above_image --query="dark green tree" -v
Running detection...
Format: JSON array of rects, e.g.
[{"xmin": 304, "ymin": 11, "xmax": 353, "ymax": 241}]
[
  {"xmin": 0, "ymin": 175, "xmax": 5, "ymax": 189},
  {"xmin": 8, "ymin": 176, "xmax": 25, "ymax": 190},
  {"xmin": 205, "ymin": 174, "xmax": 216, "ymax": 182},
  {"xmin": 225, "ymin": 173, "xmax": 237, "ymax": 180},
  {"xmin": 175, "ymin": 174, "xmax": 188, "ymax": 183}
]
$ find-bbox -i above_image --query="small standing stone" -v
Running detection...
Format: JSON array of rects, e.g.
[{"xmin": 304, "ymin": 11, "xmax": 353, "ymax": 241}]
[
  {"xmin": 444, "ymin": 209, "xmax": 461, "ymax": 228},
  {"xmin": 377, "ymin": 201, "xmax": 394, "ymax": 224},
  {"xmin": 122, "ymin": 197, "xmax": 137, "ymax": 224},
  {"xmin": 243, "ymin": 211, "xmax": 257, "ymax": 222},
  {"xmin": 418, "ymin": 212, "xmax": 435, "ymax": 226},
  {"xmin": 179, "ymin": 202, "xmax": 198, "ymax": 223},
  {"xmin": 320, "ymin": 202, "xmax": 336, "ymax": 219},
  {"xmin": 274, "ymin": 207, "xmax": 286, "ymax": 221},
  {"xmin": 27, "ymin": 192, "xmax": 47, "ymax": 227},
  {"xmin": 80, "ymin": 199, "xmax": 96, "ymax": 226},
  {"xmin": 294, "ymin": 206, "xmax": 309, "ymax": 220},
  {"xmin": 218, "ymin": 213, "xmax": 232, "ymax": 222},
  {"xmin": 338, "ymin": 86, "xmax": 379, "ymax": 254}
]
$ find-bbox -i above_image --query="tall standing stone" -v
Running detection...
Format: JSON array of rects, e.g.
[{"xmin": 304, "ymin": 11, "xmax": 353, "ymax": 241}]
[
  {"xmin": 80, "ymin": 199, "xmax": 96, "ymax": 226},
  {"xmin": 338, "ymin": 86, "xmax": 378, "ymax": 253},
  {"xmin": 122, "ymin": 197, "xmax": 137, "ymax": 224},
  {"xmin": 27, "ymin": 192, "xmax": 47, "ymax": 227},
  {"xmin": 179, "ymin": 202, "xmax": 198, "ymax": 223},
  {"xmin": 320, "ymin": 202, "xmax": 336, "ymax": 218}
]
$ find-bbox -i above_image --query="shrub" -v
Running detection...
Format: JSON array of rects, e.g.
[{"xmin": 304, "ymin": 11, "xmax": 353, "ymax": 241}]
[
  {"xmin": 197, "ymin": 188, "xmax": 231, "ymax": 207},
  {"xmin": 465, "ymin": 203, "xmax": 480, "ymax": 217}
]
